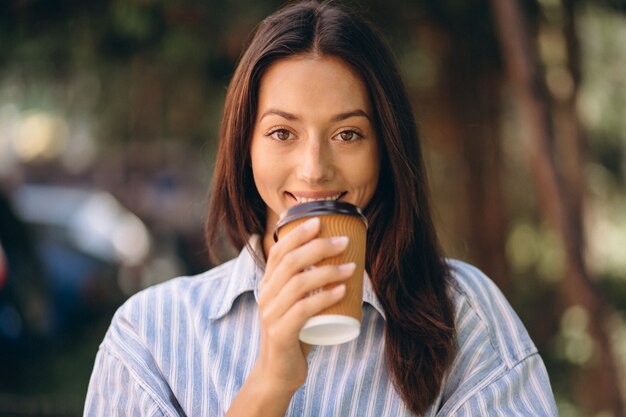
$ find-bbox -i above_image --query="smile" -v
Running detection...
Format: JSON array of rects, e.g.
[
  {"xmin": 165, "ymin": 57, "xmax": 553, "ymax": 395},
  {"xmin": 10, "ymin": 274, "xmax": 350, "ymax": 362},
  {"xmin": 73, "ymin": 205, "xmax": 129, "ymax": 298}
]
[{"xmin": 288, "ymin": 191, "xmax": 347, "ymax": 204}]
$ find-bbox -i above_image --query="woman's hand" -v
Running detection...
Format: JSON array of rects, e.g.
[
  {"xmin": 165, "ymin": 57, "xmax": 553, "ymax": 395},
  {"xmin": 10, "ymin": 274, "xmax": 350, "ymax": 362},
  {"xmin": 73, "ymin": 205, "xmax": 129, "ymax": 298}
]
[
  {"xmin": 256, "ymin": 217, "xmax": 355, "ymax": 389},
  {"xmin": 226, "ymin": 217, "xmax": 355, "ymax": 416}
]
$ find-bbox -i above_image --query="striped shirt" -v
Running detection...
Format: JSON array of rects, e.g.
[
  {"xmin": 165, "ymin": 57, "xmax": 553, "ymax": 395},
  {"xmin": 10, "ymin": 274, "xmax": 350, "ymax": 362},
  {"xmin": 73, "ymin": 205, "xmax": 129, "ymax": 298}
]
[{"xmin": 84, "ymin": 235, "xmax": 558, "ymax": 416}]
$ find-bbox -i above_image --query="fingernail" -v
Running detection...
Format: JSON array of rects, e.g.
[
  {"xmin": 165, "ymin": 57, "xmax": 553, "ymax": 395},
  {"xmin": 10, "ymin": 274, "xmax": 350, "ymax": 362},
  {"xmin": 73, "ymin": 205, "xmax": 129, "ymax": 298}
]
[
  {"xmin": 303, "ymin": 217, "xmax": 320, "ymax": 230},
  {"xmin": 331, "ymin": 284, "xmax": 346, "ymax": 297},
  {"xmin": 338, "ymin": 262, "xmax": 356, "ymax": 275},
  {"xmin": 331, "ymin": 236, "xmax": 349, "ymax": 248}
]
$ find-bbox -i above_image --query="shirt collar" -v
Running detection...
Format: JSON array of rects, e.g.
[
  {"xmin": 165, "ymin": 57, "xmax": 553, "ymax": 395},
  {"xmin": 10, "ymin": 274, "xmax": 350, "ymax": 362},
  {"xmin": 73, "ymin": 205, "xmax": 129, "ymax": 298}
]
[
  {"xmin": 207, "ymin": 235, "xmax": 262, "ymax": 320},
  {"xmin": 363, "ymin": 270, "xmax": 386, "ymax": 319},
  {"xmin": 210, "ymin": 234, "xmax": 386, "ymax": 320}
]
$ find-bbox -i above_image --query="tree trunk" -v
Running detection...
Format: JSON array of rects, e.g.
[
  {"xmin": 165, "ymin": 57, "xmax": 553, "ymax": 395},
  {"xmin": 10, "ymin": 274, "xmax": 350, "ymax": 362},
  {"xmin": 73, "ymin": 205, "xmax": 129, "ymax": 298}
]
[
  {"xmin": 417, "ymin": 23, "xmax": 509, "ymax": 291},
  {"xmin": 489, "ymin": 0, "xmax": 625, "ymax": 415}
]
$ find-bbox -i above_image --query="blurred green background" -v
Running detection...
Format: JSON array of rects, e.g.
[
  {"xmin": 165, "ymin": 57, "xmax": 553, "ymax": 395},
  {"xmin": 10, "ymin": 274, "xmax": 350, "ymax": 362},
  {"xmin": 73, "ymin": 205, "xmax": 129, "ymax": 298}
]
[{"xmin": 0, "ymin": 0, "xmax": 625, "ymax": 416}]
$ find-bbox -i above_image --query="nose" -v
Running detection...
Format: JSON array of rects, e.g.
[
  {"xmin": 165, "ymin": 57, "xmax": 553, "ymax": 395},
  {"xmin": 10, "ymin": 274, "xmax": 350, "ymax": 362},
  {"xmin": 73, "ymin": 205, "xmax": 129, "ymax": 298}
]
[{"xmin": 296, "ymin": 137, "xmax": 334, "ymax": 184}]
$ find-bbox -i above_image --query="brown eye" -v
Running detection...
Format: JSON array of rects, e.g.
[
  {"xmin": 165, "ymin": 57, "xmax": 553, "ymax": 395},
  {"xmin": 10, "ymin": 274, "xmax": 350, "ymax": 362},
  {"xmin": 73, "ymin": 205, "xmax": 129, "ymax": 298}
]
[
  {"xmin": 339, "ymin": 131, "xmax": 354, "ymax": 141},
  {"xmin": 334, "ymin": 130, "xmax": 362, "ymax": 142},
  {"xmin": 270, "ymin": 129, "xmax": 292, "ymax": 141}
]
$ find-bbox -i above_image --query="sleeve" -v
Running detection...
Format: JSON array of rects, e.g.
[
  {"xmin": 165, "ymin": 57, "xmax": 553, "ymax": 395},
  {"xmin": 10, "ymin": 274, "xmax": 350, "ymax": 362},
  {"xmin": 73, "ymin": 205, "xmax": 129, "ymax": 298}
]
[
  {"xmin": 444, "ymin": 353, "xmax": 558, "ymax": 417},
  {"xmin": 83, "ymin": 347, "xmax": 171, "ymax": 417}
]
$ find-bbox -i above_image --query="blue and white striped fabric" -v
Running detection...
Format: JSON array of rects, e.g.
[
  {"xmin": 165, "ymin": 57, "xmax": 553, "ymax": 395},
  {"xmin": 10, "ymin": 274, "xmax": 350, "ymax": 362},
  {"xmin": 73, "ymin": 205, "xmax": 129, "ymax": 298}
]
[{"xmin": 84, "ymin": 235, "xmax": 558, "ymax": 416}]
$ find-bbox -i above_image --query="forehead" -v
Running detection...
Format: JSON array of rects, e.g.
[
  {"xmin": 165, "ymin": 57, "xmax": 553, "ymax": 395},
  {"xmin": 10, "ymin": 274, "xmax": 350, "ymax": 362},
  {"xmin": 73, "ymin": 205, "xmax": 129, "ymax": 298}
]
[{"xmin": 257, "ymin": 55, "xmax": 372, "ymax": 116}]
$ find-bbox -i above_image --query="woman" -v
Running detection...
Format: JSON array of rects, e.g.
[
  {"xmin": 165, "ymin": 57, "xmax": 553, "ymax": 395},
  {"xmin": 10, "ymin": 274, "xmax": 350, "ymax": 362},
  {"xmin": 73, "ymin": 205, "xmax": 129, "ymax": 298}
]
[{"xmin": 84, "ymin": 2, "xmax": 558, "ymax": 416}]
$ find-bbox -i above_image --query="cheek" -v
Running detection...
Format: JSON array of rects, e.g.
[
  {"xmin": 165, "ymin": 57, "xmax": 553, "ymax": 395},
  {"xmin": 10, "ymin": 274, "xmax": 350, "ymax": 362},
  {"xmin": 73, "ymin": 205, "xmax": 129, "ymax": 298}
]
[
  {"xmin": 251, "ymin": 147, "xmax": 283, "ymax": 193},
  {"xmin": 343, "ymin": 150, "xmax": 380, "ymax": 205},
  {"xmin": 361, "ymin": 145, "xmax": 381, "ymax": 190},
  {"xmin": 251, "ymin": 160, "xmax": 271, "ymax": 192},
  {"xmin": 364, "ymin": 165, "xmax": 380, "ymax": 194},
  {"xmin": 250, "ymin": 149, "xmax": 267, "ymax": 197}
]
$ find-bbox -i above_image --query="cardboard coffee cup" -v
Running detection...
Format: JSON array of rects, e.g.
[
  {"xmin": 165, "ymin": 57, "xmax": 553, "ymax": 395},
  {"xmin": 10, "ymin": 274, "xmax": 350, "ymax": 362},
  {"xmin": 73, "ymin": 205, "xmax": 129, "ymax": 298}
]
[{"xmin": 274, "ymin": 201, "xmax": 367, "ymax": 345}]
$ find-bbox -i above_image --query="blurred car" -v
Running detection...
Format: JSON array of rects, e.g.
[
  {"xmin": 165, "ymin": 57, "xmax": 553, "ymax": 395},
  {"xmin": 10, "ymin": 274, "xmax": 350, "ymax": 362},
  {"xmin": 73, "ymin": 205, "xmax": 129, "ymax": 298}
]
[
  {"xmin": 3, "ymin": 184, "xmax": 154, "ymax": 338},
  {"xmin": 13, "ymin": 184, "xmax": 151, "ymax": 268}
]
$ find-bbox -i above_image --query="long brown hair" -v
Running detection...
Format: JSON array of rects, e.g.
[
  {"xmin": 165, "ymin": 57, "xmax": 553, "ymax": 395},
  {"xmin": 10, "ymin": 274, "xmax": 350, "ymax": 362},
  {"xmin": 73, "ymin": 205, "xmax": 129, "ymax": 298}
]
[{"xmin": 205, "ymin": 1, "xmax": 456, "ymax": 414}]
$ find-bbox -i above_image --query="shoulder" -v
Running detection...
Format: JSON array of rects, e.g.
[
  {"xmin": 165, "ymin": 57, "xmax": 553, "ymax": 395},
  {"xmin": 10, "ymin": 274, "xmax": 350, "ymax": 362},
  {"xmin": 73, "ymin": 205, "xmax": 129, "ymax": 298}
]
[
  {"xmin": 446, "ymin": 259, "xmax": 537, "ymax": 367},
  {"xmin": 435, "ymin": 260, "xmax": 557, "ymax": 415},
  {"xmin": 84, "ymin": 260, "xmax": 246, "ymax": 416},
  {"xmin": 101, "ymin": 258, "xmax": 241, "ymax": 358},
  {"xmin": 118, "ymin": 258, "xmax": 238, "ymax": 322},
  {"xmin": 101, "ymin": 240, "xmax": 262, "ymax": 355}
]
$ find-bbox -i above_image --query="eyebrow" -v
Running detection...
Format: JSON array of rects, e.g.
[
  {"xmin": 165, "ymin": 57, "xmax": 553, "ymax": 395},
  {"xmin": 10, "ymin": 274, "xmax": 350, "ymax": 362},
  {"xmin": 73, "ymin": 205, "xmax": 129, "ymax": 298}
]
[{"xmin": 259, "ymin": 108, "xmax": 372, "ymax": 122}]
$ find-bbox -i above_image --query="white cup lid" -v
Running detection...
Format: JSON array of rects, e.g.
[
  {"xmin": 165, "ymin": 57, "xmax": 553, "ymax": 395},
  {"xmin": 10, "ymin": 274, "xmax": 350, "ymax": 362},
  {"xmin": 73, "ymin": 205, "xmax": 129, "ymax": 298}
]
[{"xmin": 299, "ymin": 315, "xmax": 360, "ymax": 345}]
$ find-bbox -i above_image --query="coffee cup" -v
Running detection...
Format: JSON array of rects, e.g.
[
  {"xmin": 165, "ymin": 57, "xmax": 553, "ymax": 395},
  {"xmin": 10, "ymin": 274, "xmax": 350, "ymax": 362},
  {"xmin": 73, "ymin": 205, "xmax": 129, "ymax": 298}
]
[{"xmin": 274, "ymin": 200, "xmax": 367, "ymax": 345}]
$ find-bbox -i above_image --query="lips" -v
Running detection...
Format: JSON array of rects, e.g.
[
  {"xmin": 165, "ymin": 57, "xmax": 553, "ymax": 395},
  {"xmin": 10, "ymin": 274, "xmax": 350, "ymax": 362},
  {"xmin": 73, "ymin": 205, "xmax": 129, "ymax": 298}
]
[{"xmin": 286, "ymin": 191, "xmax": 347, "ymax": 204}]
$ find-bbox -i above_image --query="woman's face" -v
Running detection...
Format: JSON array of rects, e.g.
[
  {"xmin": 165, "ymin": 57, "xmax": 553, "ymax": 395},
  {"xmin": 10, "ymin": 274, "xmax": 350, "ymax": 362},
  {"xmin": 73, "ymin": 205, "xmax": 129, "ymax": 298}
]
[{"xmin": 250, "ymin": 55, "xmax": 381, "ymax": 230}]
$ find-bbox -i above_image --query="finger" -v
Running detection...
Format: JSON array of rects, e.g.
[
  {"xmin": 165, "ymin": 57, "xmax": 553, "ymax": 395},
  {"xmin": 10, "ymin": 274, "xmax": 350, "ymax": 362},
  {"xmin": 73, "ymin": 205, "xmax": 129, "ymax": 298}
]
[
  {"xmin": 271, "ymin": 236, "xmax": 349, "ymax": 283},
  {"xmin": 261, "ymin": 236, "xmax": 349, "ymax": 303},
  {"xmin": 267, "ymin": 284, "xmax": 347, "ymax": 343},
  {"xmin": 264, "ymin": 217, "xmax": 321, "ymax": 282},
  {"xmin": 262, "ymin": 263, "xmax": 355, "ymax": 322}
]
